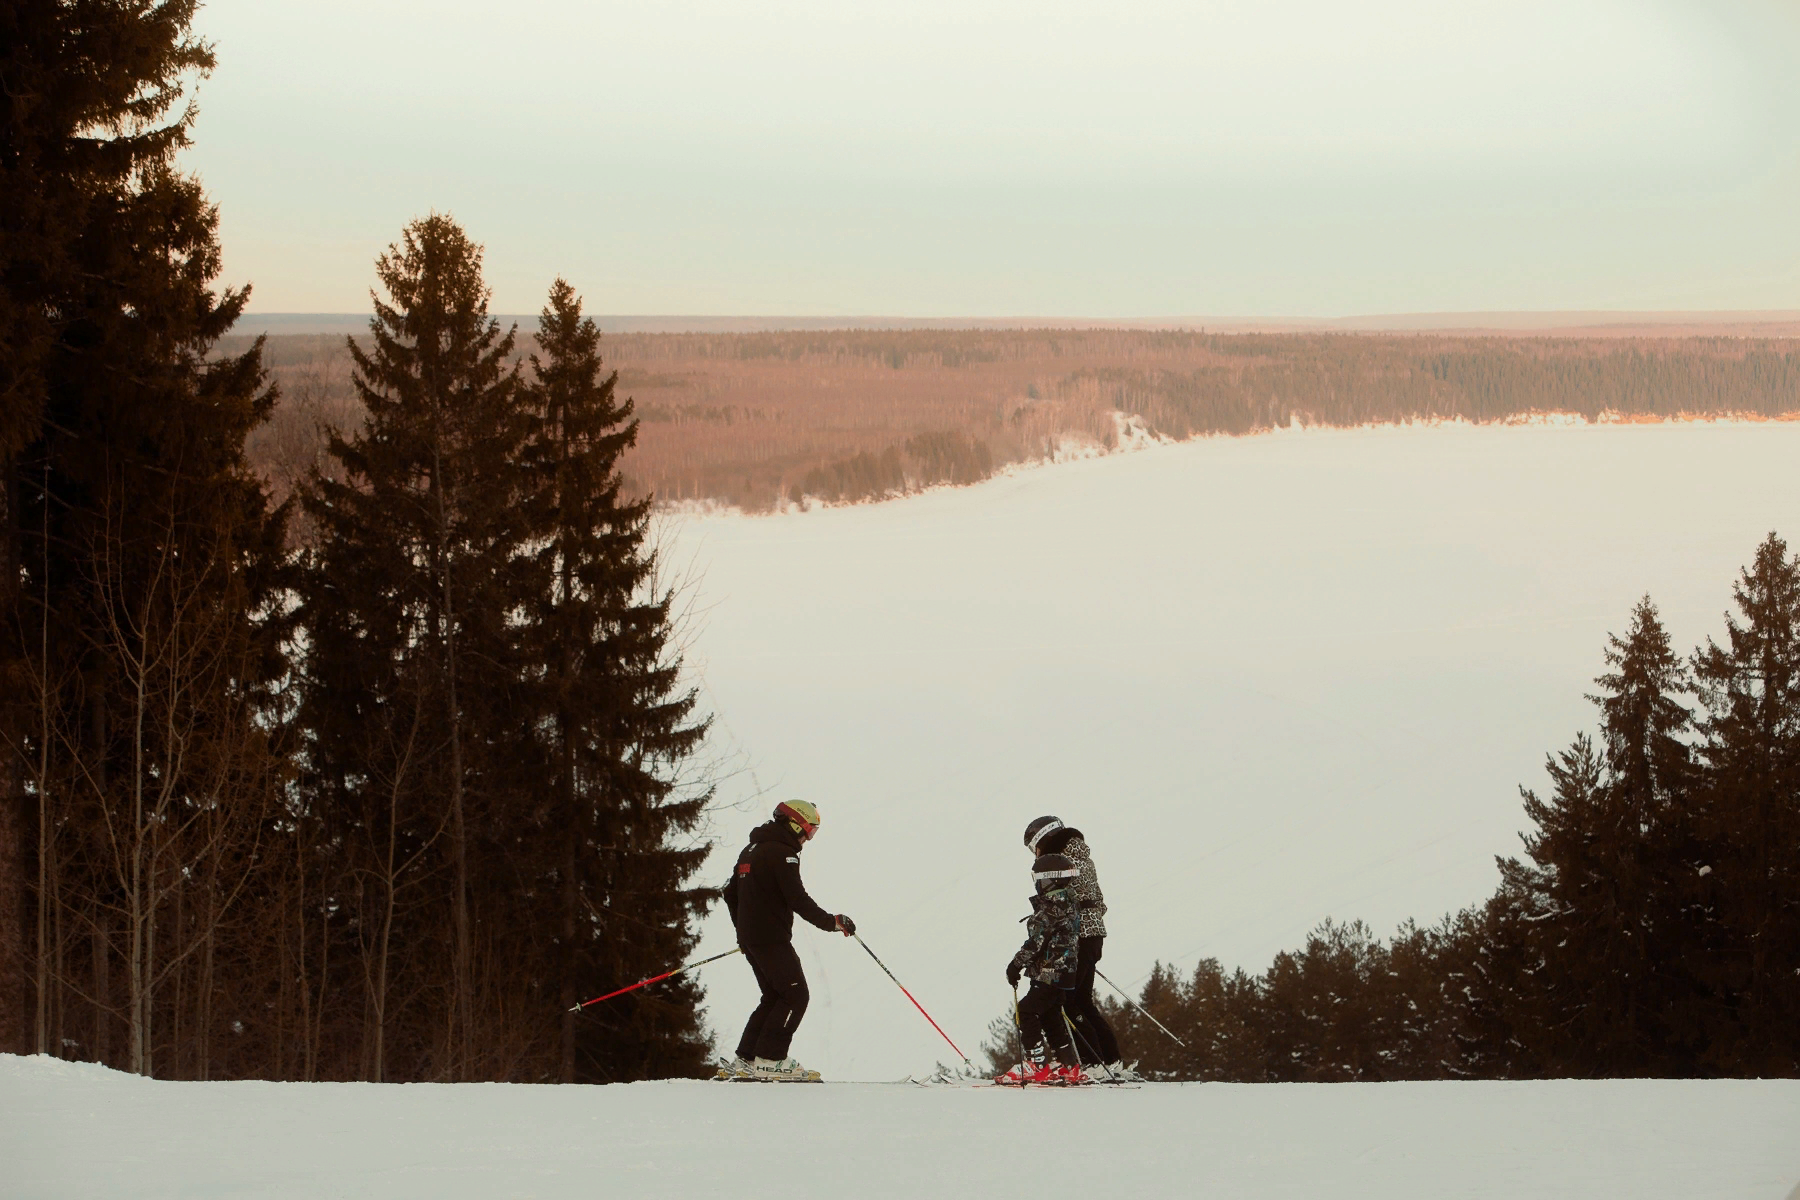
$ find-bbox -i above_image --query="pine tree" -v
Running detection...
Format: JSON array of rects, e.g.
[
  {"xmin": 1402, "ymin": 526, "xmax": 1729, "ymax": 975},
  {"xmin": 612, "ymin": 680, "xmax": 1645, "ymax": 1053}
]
[
  {"xmin": 1, "ymin": 0, "xmax": 284, "ymax": 1069},
  {"xmin": 518, "ymin": 280, "xmax": 714, "ymax": 1082},
  {"xmin": 298, "ymin": 216, "xmax": 529, "ymax": 1081},
  {"xmin": 1690, "ymin": 532, "xmax": 1800, "ymax": 1073}
]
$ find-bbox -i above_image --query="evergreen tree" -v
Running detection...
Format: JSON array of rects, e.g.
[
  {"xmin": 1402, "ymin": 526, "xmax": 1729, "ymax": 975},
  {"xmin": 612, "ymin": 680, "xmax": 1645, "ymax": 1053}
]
[
  {"xmin": 1, "ymin": 0, "xmax": 284, "ymax": 1070},
  {"xmin": 1589, "ymin": 599, "xmax": 1701, "ymax": 1073},
  {"xmin": 1689, "ymin": 532, "xmax": 1800, "ymax": 1073},
  {"xmin": 518, "ymin": 280, "xmax": 714, "ymax": 1082},
  {"xmin": 298, "ymin": 216, "xmax": 530, "ymax": 1081},
  {"xmin": 1487, "ymin": 599, "xmax": 1699, "ymax": 1076}
]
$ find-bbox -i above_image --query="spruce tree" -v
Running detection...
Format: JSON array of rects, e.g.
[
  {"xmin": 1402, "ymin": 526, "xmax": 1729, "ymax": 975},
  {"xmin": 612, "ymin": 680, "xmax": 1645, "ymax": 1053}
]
[
  {"xmin": 1590, "ymin": 599, "xmax": 1700, "ymax": 1072},
  {"xmin": 1490, "ymin": 599, "xmax": 1701, "ymax": 1076},
  {"xmin": 519, "ymin": 280, "xmax": 714, "ymax": 1082},
  {"xmin": 298, "ymin": 216, "xmax": 529, "ymax": 1081},
  {"xmin": 1690, "ymin": 532, "xmax": 1800, "ymax": 1073}
]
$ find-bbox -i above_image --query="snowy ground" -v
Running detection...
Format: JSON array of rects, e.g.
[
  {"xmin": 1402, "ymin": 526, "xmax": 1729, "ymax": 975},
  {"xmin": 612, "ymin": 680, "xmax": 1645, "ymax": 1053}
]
[
  {"xmin": 665, "ymin": 421, "xmax": 1800, "ymax": 1079},
  {"xmin": 5, "ymin": 1055, "xmax": 1798, "ymax": 1199}
]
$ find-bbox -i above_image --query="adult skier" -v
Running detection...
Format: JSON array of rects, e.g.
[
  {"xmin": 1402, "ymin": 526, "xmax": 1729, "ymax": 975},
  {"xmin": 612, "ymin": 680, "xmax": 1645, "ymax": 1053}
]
[
  {"xmin": 718, "ymin": 800, "xmax": 855, "ymax": 1082},
  {"xmin": 999, "ymin": 852, "xmax": 1084, "ymax": 1084},
  {"xmin": 1022, "ymin": 815, "xmax": 1139, "ymax": 1081}
]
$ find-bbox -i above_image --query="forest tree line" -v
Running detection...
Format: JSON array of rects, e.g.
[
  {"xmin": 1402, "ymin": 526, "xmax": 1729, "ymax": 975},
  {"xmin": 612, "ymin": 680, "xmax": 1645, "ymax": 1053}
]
[
  {"xmin": 239, "ymin": 326, "xmax": 1800, "ymax": 513},
  {"xmin": 1026, "ymin": 539, "xmax": 1800, "ymax": 1081},
  {"xmin": 1, "ymin": 4, "xmax": 716, "ymax": 1083}
]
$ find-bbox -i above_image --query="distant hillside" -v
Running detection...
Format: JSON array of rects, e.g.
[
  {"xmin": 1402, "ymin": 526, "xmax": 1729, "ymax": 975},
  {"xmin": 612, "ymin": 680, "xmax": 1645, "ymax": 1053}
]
[{"xmin": 225, "ymin": 329, "xmax": 1800, "ymax": 515}]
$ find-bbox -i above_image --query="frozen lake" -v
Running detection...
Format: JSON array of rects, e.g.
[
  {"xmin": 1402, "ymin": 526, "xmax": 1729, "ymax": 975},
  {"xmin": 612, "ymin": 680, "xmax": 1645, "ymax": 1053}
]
[{"xmin": 666, "ymin": 420, "xmax": 1800, "ymax": 1081}]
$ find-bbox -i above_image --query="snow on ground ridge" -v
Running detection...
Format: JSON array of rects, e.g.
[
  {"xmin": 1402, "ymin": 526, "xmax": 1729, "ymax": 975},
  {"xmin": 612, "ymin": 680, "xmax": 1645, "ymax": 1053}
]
[{"xmin": 5, "ymin": 1055, "xmax": 1800, "ymax": 1200}]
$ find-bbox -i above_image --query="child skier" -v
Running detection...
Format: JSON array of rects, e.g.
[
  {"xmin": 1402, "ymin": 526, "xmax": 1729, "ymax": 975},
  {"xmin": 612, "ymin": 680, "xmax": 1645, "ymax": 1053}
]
[
  {"xmin": 1023, "ymin": 814, "xmax": 1136, "ymax": 1081},
  {"xmin": 998, "ymin": 852, "xmax": 1085, "ymax": 1085}
]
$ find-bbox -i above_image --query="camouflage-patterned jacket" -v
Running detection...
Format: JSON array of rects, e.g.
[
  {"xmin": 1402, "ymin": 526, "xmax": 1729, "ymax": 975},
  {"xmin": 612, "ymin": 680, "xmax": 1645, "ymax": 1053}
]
[{"xmin": 1010, "ymin": 885, "xmax": 1081, "ymax": 986}]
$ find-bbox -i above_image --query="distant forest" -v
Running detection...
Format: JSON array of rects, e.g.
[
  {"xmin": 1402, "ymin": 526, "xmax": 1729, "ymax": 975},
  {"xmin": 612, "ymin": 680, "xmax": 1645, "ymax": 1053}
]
[
  {"xmin": 984, "ymin": 539, "xmax": 1800, "ymax": 1082},
  {"xmin": 234, "ymin": 328, "xmax": 1800, "ymax": 513}
]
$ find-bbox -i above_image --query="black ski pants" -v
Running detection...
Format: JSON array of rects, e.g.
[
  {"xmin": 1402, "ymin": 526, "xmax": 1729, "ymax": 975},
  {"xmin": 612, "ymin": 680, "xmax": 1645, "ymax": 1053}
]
[
  {"xmin": 1015, "ymin": 980, "xmax": 1075, "ymax": 1063},
  {"xmin": 1066, "ymin": 935, "xmax": 1121, "ymax": 1064},
  {"xmin": 736, "ymin": 942, "xmax": 809, "ymax": 1061}
]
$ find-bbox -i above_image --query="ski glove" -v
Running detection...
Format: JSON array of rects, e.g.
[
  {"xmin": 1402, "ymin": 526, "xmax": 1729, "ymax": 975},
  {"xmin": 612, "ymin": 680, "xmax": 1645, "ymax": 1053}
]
[
  {"xmin": 1006, "ymin": 960, "xmax": 1023, "ymax": 988},
  {"xmin": 834, "ymin": 914, "xmax": 856, "ymax": 936}
]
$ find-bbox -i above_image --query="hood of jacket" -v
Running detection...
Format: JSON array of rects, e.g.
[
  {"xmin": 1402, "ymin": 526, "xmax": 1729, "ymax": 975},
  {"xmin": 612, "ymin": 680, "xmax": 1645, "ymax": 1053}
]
[{"xmin": 748, "ymin": 818, "xmax": 804, "ymax": 854}]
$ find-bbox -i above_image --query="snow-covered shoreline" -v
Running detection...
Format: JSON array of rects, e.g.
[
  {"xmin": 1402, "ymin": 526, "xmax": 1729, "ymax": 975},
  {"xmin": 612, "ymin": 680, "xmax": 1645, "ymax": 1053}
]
[
  {"xmin": 653, "ymin": 410, "xmax": 1800, "ymax": 519},
  {"xmin": 5, "ymin": 1055, "xmax": 1797, "ymax": 1199}
]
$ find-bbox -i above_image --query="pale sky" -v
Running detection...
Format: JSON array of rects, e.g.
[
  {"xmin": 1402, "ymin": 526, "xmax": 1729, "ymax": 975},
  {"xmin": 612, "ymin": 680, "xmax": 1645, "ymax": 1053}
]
[{"xmin": 183, "ymin": 0, "xmax": 1800, "ymax": 316}]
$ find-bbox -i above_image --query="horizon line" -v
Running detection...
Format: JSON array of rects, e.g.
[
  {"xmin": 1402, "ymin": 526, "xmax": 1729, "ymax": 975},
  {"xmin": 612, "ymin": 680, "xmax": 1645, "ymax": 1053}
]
[{"xmin": 231, "ymin": 310, "xmax": 1800, "ymax": 337}]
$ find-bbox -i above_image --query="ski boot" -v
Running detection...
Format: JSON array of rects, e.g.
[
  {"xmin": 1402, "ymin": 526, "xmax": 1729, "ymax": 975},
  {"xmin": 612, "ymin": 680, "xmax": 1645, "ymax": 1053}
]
[
  {"xmin": 995, "ymin": 1057, "xmax": 1059, "ymax": 1086},
  {"xmin": 1101, "ymin": 1060, "xmax": 1145, "ymax": 1083},
  {"xmin": 747, "ymin": 1056, "xmax": 822, "ymax": 1082}
]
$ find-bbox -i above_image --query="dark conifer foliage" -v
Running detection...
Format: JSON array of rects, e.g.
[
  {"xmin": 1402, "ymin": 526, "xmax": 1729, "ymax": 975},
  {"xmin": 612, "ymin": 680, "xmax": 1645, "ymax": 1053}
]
[
  {"xmin": 519, "ymin": 280, "xmax": 714, "ymax": 1083},
  {"xmin": 1688, "ymin": 534, "xmax": 1800, "ymax": 1073},
  {"xmin": 289, "ymin": 241, "xmax": 716, "ymax": 1084},
  {"xmin": 297, "ymin": 216, "xmax": 535, "ymax": 1082},
  {"xmin": 0, "ymin": 0, "xmax": 286, "ymax": 1068},
  {"xmin": 1112, "ymin": 549, "xmax": 1800, "ymax": 1082}
]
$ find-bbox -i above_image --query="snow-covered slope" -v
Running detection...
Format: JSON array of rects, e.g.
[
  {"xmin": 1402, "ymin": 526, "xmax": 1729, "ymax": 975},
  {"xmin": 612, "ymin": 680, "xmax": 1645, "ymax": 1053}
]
[
  {"xmin": 5, "ymin": 1055, "xmax": 1797, "ymax": 1199},
  {"xmin": 666, "ymin": 421, "xmax": 1800, "ymax": 1080}
]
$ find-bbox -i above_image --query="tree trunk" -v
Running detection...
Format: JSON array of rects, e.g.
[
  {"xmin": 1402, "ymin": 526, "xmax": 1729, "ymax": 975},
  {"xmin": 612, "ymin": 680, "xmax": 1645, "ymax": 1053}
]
[
  {"xmin": 92, "ymin": 915, "xmax": 110, "ymax": 1065},
  {"xmin": 434, "ymin": 440, "xmax": 472, "ymax": 1081},
  {"xmin": 0, "ymin": 458, "xmax": 30, "ymax": 1056},
  {"xmin": 0, "ymin": 765, "xmax": 27, "ymax": 1057},
  {"xmin": 128, "ymin": 647, "xmax": 147, "ymax": 1075}
]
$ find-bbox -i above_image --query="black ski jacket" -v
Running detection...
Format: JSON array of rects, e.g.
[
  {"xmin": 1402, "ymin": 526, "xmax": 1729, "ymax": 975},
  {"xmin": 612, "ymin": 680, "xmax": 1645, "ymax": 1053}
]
[{"xmin": 722, "ymin": 820, "xmax": 837, "ymax": 947}]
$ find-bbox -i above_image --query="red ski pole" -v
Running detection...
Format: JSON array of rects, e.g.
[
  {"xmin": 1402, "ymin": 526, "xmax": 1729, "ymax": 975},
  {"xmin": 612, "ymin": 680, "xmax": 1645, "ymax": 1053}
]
[
  {"xmin": 854, "ymin": 933, "xmax": 972, "ymax": 1067},
  {"xmin": 569, "ymin": 947, "xmax": 743, "ymax": 1012}
]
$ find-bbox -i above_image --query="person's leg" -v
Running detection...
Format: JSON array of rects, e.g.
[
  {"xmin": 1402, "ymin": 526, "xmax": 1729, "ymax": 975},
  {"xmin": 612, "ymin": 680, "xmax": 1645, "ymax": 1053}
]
[
  {"xmin": 1067, "ymin": 936, "xmax": 1121, "ymax": 1064},
  {"xmin": 749, "ymin": 942, "xmax": 811, "ymax": 1061},
  {"xmin": 1018, "ymin": 981, "xmax": 1075, "ymax": 1062},
  {"xmin": 1015, "ymin": 984, "xmax": 1050, "ymax": 1056},
  {"xmin": 735, "ymin": 945, "xmax": 778, "ymax": 1060}
]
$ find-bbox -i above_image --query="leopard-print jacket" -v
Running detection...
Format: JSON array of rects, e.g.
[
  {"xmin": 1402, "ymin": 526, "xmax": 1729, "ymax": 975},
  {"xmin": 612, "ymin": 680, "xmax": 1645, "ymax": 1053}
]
[{"xmin": 1061, "ymin": 836, "xmax": 1108, "ymax": 938}]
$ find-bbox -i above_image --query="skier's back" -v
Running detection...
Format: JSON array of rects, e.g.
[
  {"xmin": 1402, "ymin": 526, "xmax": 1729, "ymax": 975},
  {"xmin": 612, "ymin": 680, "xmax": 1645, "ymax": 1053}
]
[{"xmin": 720, "ymin": 800, "xmax": 853, "ymax": 1081}]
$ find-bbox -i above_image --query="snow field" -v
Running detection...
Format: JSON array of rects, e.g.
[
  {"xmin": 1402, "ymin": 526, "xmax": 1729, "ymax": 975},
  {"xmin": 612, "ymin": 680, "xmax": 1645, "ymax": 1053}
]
[
  {"xmin": 5, "ymin": 1055, "xmax": 1798, "ymax": 1199},
  {"xmin": 669, "ymin": 421, "xmax": 1800, "ymax": 1081}
]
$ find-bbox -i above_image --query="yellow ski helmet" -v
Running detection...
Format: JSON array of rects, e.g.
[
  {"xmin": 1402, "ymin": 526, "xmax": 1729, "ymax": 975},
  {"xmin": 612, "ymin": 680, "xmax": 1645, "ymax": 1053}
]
[{"xmin": 776, "ymin": 799, "xmax": 821, "ymax": 840}]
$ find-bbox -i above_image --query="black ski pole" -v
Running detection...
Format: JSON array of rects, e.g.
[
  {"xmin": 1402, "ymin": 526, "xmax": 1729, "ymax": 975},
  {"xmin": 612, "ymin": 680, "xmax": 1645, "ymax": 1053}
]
[
  {"xmin": 1062, "ymin": 1011, "xmax": 1120, "ymax": 1083},
  {"xmin": 1094, "ymin": 966, "xmax": 1188, "ymax": 1048},
  {"xmin": 854, "ymin": 934, "xmax": 972, "ymax": 1068},
  {"xmin": 1011, "ymin": 983, "xmax": 1028, "ymax": 1085},
  {"xmin": 1060, "ymin": 1010, "xmax": 1086, "ymax": 1077}
]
